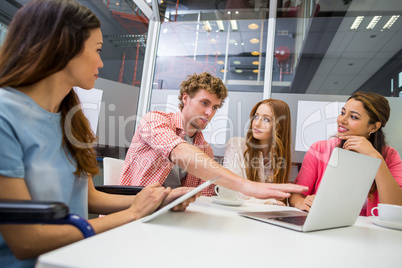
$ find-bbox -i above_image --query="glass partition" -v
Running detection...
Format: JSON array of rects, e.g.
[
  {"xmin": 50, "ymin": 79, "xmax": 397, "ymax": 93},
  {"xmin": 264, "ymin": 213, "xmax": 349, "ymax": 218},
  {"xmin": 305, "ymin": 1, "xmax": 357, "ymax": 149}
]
[
  {"xmin": 150, "ymin": 7, "xmax": 272, "ymax": 155},
  {"xmin": 3, "ymin": 0, "xmax": 400, "ymax": 158},
  {"xmin": 153, "ymin": 18, "xmax": 268, "ymax": 91},
  {"xmin": 273, "ymin": 0, "xmax": 402, "ymax": 159},
  {"xmin": 276, "ymin": 0, "xmax": 401, "ymax": 96},
  {"xmin": 148, "ymin": 0, "xmax": 401, "ymax": 158},
  {"xmin": 0, "ymin": 22, "xmax": 7, "ymax": 46}
]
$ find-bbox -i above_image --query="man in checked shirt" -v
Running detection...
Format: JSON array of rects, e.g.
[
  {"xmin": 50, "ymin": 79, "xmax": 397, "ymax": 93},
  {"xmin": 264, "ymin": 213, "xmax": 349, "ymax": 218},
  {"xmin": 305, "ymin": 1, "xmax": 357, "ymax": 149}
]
[{"xmin": 120, "ymin": 72, "xmax": 307, "ymax": 200}]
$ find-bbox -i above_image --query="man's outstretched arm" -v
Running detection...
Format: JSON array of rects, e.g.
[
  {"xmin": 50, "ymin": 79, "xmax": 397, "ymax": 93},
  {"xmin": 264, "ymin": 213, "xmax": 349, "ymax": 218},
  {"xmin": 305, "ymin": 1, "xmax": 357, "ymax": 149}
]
[{"xmin": 170, "ymin": 143, "xmax": 308, "ymax": 200}]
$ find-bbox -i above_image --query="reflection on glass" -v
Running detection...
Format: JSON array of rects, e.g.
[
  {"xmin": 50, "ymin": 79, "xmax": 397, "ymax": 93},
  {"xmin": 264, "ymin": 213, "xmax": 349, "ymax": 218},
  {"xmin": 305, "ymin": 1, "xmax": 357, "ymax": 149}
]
[
  {"xmin": 0, "ymin": 23, "xmax": 8, "ymax": 46},
  {"xmin": 274, "ymin": 0, "xmax": 401, "ymax": 97},
  {"xmin": 153, "ymin": 18, "xmax": 268, "ymax": 91}
]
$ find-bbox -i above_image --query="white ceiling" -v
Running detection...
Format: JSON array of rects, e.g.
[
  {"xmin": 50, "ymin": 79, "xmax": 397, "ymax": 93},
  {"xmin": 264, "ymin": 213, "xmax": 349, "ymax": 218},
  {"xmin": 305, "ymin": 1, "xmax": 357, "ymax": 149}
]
[{"xmin": 307, "ymin": 0, "xmax": 402, "ymax": 95}]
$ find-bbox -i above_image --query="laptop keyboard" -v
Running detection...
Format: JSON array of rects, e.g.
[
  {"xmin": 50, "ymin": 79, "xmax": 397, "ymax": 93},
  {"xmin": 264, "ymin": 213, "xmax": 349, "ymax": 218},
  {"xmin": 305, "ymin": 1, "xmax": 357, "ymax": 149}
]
[{"xmin": 274, "ymin": 216, "xmax": 307, "ymax": 226}]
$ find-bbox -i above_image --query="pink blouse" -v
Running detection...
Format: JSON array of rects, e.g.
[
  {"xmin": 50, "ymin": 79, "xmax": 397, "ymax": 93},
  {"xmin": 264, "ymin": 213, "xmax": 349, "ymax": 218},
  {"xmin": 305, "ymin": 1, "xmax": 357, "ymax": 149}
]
[{"xmin": 295, "ymin": 138, "xmax": 402, "ymax": 216}]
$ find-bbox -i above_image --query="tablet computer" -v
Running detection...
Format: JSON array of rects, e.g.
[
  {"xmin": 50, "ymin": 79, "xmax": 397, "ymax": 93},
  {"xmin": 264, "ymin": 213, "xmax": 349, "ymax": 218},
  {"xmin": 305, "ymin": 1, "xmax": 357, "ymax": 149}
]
[{"xmin": 142, "ymin": 176, "xmax": 220, "ymax": 223}]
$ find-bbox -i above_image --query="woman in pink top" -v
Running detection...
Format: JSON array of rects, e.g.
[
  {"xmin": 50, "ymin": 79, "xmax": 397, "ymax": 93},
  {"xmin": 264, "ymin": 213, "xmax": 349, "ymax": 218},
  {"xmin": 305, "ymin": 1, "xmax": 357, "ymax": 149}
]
[{"xmin": 289, "ymin": 92, "xmax": 402, "ymax": 216}]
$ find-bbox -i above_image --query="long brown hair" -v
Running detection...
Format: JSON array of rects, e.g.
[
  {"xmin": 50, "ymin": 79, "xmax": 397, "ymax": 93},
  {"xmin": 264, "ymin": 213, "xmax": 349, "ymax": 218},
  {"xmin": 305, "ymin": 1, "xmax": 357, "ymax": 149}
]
[
  {"xmin": 347, "ymin": 91, "xmax": 390, "ymax": 196},
  {"xmin": 0, "ymin": 0, "xmax": 100, "ymax": 177},
  {"xmin": 244, "ymin": 99, "xmax": 292, "ymax": 183}
]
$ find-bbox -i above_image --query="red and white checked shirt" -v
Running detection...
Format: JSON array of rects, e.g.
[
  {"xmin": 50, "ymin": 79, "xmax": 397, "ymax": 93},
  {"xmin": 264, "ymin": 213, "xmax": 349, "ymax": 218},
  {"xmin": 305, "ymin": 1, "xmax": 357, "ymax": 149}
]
[{"xmin": 119, "ymin": 111, "xmax": 216, "ymax": 196}]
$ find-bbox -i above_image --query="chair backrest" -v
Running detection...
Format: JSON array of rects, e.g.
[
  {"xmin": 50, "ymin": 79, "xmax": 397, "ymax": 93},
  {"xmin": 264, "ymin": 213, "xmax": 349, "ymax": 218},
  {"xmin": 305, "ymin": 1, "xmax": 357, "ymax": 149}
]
[
  {"xmin": 103, "ymin": 157, "xmax": 125, "ymax": 185},
  {"xmin": 96, "ymin": 157, "xmax": 143, "ymax": 195}
]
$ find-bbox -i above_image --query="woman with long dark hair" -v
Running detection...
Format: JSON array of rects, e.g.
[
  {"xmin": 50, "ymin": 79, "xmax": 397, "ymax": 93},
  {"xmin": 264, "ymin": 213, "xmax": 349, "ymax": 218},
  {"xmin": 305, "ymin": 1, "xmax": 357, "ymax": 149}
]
[
  {"xmin": 289, "ymin": 92, "xmax": 402, "ymax": 215},
  {"xmin": 0, "ymin": 1, "xmax": 196, "ymax": 266}
]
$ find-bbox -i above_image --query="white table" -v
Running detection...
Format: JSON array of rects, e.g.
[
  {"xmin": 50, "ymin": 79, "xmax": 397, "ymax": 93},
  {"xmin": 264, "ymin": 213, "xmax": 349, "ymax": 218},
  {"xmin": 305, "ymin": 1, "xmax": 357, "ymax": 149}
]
[{"xmin": 36, "ymin": 197, "xmax": 402, "ymax": 268}]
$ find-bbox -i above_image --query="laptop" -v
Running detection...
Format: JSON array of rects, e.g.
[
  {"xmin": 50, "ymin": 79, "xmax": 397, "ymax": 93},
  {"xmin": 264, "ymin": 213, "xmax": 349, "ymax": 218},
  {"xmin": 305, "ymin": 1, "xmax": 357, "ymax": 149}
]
[
  {"xmin": 142, "ymin": 176, "xmax": 220, "ymax": 223},
  {"xmin": 239, "ymin": 148, "xmax": 381, "ymax": 232}
]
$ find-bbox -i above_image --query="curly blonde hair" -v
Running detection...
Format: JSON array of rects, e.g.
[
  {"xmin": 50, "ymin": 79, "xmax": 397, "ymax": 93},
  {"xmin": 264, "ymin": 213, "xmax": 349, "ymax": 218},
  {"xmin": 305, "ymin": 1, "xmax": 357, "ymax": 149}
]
[{"xmin": 178, "ymin": 72, "xmax": 228, "ymax": 110}]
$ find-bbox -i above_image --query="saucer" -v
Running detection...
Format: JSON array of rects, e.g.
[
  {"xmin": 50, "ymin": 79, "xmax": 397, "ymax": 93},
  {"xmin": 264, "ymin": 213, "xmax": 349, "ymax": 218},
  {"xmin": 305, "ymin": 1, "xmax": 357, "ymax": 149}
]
[
  {"xmin": 369, "ymin": 216, "xmax": 402, "ymax": 231},
  {"xmin": 212, "ymin": 197, "xmax": 245, "ymax": 206}
]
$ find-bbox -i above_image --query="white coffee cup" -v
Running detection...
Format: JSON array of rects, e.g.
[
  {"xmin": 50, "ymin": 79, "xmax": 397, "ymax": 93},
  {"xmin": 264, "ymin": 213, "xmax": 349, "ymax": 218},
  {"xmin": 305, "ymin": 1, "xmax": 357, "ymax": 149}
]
[
  {"xmin": 371, "ymin": 203, "xmax": 402, "ymax": 223},
  {"xmin": 214, "ymin": 185, "xmax": 238, "ymax": 201}
]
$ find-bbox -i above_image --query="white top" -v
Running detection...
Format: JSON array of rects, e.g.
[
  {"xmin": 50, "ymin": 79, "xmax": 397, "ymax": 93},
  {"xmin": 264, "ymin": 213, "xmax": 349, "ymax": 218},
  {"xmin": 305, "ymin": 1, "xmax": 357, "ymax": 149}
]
[
  {"xmin": 36, "ymin": 197, "xmax": 402, "ymax": 268},
  {"xmin": 223, "ymin": 137, "xmax": 277, "ymax": 204},
  {"xmin": 223, "ymin": 137, "xmax": 274, "ymax": 180}
]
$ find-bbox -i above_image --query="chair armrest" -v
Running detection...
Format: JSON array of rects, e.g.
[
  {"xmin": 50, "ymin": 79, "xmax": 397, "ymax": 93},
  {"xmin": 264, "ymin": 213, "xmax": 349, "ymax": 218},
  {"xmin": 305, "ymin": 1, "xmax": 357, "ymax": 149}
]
[
  {"xmin": 95, "ymin": 185, "xmax": 144, "ymax": 195},
  {"xmin": 0, "ymin": 199, "xmax": 68, "ymax": 221},
  {"xmin": 0, "ymin": 199, "xmax": 95, "ymax": 238}
]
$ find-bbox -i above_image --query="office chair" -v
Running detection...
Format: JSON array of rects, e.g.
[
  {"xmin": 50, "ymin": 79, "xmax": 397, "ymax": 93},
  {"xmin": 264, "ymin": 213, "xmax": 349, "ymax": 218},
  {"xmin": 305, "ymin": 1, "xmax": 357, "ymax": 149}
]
[
  {"xmin": 94, "ymin": 157, "xmax": 144, "ymax": 195},
  {"xmin": 102, "ymin": 157, "xmax": 125, "ymax": 185},
  {"xmin": 0, "ymin": 199, "xmax": 95, "ymax": 238}
]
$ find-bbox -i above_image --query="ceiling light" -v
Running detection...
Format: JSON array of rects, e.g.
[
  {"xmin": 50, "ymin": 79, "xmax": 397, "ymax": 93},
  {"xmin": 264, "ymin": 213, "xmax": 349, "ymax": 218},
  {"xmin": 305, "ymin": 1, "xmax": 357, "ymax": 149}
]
[
  {"xmin": 230, "ymin": 20, "xmax": 238, "ymax": 31},
  {"xmin": 233, "ymin": 61, "xmax": 241, "ymax": 65},
  {"xmin": 250, "ymin": 38, "xmax": 259, "ymax": 44},
  {"xmin": 383, "ymin": 15, "xmax": 399, "ymax": 30},
  {"xmin": 251, "ymin": 51, "xmax": 260, "ymax": 56},
  {"xmin": 252, "ymin": 61, "xmax": 259, "ymax": 65},
  {"xmin": 367, "ymin": 16, "xmax": 382, "ymax": 29},
  {"xmin": 217, "ymin": 20, "xmax": 225, "ymax": 31},
  {"xmin": 203, "ymin": 21, "xmax": 212, "ymax": 32},
  {"xmin": 350, "ymin": 16, "xmax": 364, "ymax": 30},
  {"xmin": 253, "ymin": 69, "xmax": 259, "ymax": 73},
  {"xmin": 217, "ymin": 60, "xmax": 224, "ymax": 64},
  {"xmin": 235, "ymin": 70, "xmax": 243, "ymax": 73},
  {"xmin": 220, "ymin": 69, "xmax": 228, "ymax": 73},
  {"xmin": 248, "ymin": 23, "xmax": 259, "ymax": 30}
]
